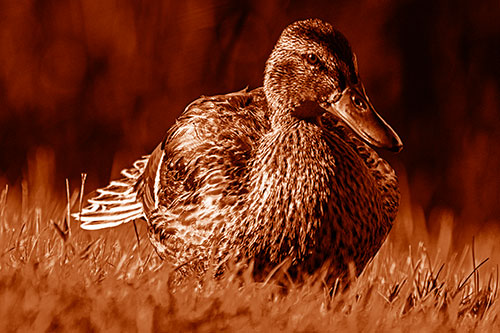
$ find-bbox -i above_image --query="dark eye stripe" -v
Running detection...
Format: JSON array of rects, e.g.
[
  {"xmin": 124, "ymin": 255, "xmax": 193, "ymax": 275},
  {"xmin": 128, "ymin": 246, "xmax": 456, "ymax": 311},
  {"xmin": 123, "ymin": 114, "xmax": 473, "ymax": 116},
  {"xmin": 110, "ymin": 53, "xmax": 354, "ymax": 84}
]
[{"xmin": 337, "ymin": 71, "xmax": 346, "ymax": 91}]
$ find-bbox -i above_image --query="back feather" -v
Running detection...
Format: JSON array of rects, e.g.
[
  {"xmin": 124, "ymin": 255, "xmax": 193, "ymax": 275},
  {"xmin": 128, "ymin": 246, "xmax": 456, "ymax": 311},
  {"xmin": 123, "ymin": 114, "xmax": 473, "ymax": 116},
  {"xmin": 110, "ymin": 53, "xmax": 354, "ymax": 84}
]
[{"xmin": 72, "ymin": 156, "xmax": 149, "ymax": 230}]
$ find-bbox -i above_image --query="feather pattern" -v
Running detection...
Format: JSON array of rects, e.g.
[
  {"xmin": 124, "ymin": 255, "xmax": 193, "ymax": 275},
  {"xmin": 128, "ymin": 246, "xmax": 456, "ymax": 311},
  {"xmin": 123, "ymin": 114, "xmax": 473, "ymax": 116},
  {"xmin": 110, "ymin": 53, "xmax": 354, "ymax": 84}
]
[{"xmin": 75, "ymin": 157, "xmax": 148, "ymax": 230}]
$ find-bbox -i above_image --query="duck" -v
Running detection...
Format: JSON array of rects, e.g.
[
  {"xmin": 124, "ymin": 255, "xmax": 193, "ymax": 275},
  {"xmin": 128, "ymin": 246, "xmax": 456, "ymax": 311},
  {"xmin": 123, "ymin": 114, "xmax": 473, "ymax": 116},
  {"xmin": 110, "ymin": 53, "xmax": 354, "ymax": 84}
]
[{"xmin": 74, "ymin": 18, "xmax": 403, "ymax": 283}]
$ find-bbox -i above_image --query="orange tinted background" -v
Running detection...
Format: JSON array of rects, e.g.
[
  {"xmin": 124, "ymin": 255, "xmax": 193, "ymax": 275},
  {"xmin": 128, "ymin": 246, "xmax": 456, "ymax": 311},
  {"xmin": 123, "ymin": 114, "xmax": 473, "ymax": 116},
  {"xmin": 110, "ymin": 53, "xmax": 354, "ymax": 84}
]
[{"xmin": 1, "ymin": 0, "xmax": 499, "ymax": 244}]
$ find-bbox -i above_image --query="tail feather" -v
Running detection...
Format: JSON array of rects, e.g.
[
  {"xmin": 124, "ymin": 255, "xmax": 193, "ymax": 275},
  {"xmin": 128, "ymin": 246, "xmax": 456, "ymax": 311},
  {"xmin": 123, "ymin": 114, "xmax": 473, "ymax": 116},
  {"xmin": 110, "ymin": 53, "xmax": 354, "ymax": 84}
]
[{"xmin": 72, "ymin": 156, "xmax": 149, "ymax": 230}]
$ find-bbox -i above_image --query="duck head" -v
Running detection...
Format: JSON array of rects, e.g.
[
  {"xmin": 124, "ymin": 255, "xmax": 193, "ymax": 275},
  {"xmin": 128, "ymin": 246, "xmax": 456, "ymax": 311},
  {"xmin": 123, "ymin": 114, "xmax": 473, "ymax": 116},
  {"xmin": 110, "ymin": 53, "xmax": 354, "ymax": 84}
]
[{"xmin": 264, "ymin": 19, "xmax": 403, "ymax": 152}]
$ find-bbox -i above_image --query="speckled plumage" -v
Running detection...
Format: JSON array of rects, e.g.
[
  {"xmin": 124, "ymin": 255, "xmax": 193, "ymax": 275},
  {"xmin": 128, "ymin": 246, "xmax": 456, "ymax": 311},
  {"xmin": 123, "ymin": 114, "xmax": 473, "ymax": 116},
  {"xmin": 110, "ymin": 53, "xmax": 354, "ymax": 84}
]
[{"xmin": 74, "ymin": 19, "xmax": 402, "ymax": 283}]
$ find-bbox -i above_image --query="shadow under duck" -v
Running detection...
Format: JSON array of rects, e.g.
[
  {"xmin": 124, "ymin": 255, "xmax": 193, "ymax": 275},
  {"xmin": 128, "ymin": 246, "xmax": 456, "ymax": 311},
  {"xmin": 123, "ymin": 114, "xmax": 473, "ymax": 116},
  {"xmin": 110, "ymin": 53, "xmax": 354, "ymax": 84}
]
[{"xmin": 75, "ymin": 18, "xmax": 403, "ymax": 283}]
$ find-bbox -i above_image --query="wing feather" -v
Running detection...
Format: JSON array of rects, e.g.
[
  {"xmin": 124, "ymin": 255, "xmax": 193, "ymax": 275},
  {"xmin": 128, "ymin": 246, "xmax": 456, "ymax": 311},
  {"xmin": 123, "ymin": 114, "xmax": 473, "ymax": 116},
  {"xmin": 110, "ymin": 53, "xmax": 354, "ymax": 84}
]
[{"xmin": 72, "ymin": 155, "xmax": 150, "ymax": 229}]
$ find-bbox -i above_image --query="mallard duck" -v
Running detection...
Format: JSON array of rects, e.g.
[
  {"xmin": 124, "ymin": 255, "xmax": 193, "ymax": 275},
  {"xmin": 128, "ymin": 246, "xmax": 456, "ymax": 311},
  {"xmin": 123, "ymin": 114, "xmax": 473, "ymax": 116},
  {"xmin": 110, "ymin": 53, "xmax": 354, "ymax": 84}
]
[{"xmin": 74, "ymin": 18, "xmax": 403, "ymax": 282}]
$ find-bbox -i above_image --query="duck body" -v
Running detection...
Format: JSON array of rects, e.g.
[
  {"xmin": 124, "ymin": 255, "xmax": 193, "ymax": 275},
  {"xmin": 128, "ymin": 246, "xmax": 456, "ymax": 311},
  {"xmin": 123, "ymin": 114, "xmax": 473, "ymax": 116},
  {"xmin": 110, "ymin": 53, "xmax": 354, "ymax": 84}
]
[{"xmin": 76, "ymin": 19, "xmax": 402, "ymax": 282}]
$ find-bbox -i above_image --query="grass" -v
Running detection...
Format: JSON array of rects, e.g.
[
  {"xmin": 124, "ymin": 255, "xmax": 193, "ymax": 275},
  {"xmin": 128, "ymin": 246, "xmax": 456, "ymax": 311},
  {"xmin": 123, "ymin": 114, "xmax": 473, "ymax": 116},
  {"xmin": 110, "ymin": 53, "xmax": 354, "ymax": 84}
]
[{"xmin": 1, "ymin": 161, "xmax": 500, "ymax": 332}]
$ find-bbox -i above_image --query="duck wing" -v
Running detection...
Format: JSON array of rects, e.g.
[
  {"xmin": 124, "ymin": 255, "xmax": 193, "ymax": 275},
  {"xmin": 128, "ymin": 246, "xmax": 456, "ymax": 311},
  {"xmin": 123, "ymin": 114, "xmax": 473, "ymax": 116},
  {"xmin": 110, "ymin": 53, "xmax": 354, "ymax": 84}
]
[
  {"xmin": 136, "ymin": 88, "xmax": 270, "ymax": 237},
  {"xmin": 72, "ymin": 156, "xmax": 148, "ymax": 230}
]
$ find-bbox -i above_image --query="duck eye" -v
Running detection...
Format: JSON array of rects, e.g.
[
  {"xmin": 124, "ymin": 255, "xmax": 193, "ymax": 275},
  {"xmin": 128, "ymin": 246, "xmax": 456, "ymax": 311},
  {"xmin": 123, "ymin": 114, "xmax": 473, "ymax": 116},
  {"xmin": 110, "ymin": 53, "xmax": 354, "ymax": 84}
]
[{"xmin": 306, "ymin": 53, "xmax": 319, "ymax": 65}]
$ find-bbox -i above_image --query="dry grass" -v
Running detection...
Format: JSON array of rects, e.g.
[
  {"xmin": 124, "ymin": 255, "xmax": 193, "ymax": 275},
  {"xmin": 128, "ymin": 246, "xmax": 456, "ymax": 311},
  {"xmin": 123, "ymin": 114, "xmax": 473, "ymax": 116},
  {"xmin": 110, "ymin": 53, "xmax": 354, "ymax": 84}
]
[{"xmin": 1, "ymin": 164, "xmax": 500, "ymax": 332}]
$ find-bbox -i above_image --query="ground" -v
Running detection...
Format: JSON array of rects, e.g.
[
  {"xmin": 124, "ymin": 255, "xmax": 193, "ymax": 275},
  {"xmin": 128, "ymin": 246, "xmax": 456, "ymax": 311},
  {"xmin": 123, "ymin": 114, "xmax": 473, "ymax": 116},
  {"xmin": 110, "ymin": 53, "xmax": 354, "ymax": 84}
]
[{"xmin": 0, "ymin": 172, "xmax": 499, "ymax": 332}]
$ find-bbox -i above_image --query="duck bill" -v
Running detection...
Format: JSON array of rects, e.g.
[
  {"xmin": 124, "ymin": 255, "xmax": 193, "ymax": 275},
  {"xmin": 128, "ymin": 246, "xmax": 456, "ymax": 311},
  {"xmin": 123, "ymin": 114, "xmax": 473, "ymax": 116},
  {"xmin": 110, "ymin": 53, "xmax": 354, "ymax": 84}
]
[{"xmin": 324, "ymin": 83, "xmax": 403, "ymax": 152}]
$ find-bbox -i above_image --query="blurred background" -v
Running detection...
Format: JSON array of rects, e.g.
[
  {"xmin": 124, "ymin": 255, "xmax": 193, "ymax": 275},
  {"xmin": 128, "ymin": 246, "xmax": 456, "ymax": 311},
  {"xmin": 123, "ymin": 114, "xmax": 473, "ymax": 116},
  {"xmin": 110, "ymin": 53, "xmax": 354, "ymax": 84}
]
[{"xmin": 0, "ymin": 0, "xmax": 499, "ymax": 247}]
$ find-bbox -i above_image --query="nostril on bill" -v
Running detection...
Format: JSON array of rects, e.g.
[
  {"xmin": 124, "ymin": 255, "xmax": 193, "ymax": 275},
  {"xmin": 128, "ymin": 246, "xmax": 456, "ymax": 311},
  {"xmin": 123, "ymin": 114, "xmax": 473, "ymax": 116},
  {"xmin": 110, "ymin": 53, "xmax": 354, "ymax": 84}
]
[{"xmin": 352, "ymin": 95, "xmax": 366, "ymax": 110}]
